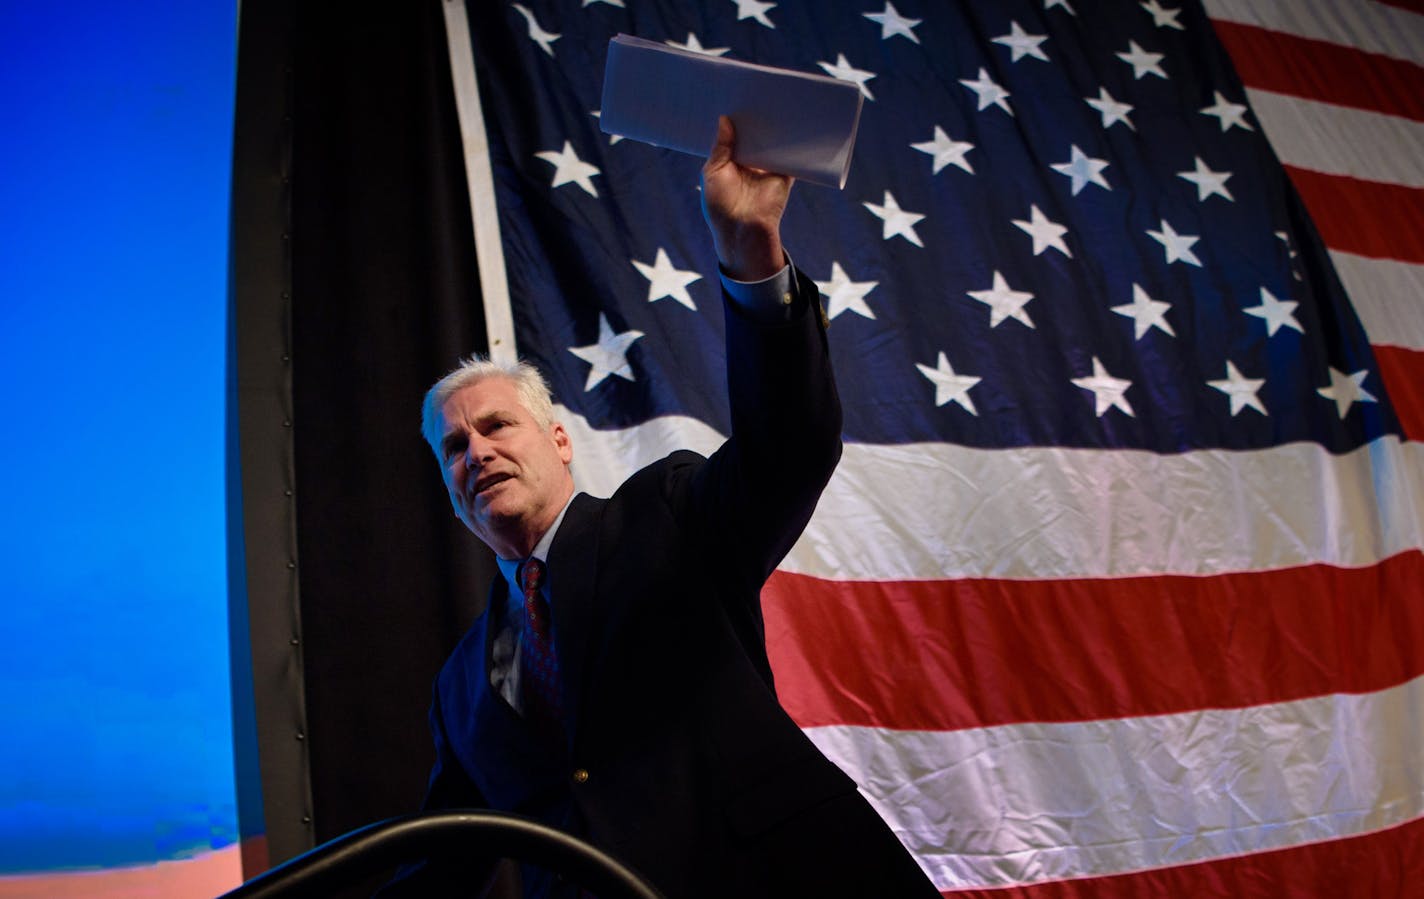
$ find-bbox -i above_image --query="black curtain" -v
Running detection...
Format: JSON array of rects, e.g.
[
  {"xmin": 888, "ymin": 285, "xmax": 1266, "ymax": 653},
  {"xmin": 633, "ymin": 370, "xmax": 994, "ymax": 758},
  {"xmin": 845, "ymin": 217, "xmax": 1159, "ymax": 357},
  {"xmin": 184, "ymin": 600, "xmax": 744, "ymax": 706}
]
[{"xmin": 287, "ymin": 0, "xmax": 498, "ymax": 891}]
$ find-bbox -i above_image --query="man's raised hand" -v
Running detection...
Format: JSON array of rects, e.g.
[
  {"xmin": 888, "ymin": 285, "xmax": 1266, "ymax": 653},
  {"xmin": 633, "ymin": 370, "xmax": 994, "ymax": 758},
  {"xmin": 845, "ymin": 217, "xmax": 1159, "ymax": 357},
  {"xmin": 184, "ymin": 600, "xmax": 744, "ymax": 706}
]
[{"xmin": 700, "ymin": 115, "xmax": 793, "ymax": 282}]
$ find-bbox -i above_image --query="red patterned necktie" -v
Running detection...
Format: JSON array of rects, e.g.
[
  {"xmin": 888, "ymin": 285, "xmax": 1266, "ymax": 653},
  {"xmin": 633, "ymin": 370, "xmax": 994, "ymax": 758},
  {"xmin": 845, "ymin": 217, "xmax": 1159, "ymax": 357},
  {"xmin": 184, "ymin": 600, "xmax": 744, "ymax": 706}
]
[
  {"xmin": 521, "ymin": 561, "xmax": 594, "ymax": 897},
  {"xmin": 518, "ymin": 558, "xmax": 563, "ymax": 738}
]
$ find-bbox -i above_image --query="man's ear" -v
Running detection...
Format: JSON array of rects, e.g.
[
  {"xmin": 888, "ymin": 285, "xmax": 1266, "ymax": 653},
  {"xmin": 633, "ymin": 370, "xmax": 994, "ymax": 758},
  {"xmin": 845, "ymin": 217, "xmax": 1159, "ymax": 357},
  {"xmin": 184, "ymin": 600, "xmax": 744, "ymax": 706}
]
[{"xmin": 551, "ymin": 421, "xmax": 574, "ymax": 464}]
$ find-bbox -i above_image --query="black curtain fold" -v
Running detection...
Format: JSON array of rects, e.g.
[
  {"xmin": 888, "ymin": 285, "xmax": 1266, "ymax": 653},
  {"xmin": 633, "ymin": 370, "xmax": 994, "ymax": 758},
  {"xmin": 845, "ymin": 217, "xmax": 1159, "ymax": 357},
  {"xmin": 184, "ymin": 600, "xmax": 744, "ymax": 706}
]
[{"xmin": 288, "ymin": 0, "xmax": 497, "ymax": 890}]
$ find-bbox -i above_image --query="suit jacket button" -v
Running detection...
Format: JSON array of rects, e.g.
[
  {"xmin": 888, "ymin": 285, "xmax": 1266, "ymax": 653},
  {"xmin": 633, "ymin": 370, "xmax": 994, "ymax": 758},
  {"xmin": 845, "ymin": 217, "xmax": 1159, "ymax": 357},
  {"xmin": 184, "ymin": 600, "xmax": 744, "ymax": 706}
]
[{"xmin": 572, "ymin": 768, "xmax": 590, "ymax": 784}]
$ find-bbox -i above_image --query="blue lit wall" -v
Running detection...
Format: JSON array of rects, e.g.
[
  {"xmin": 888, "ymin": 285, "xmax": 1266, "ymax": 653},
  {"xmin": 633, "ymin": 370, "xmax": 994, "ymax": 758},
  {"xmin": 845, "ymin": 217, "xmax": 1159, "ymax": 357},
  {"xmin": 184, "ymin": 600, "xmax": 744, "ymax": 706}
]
[{"xmin": 0, "ymin": 0, "xmax": 239, "ymax": 882}]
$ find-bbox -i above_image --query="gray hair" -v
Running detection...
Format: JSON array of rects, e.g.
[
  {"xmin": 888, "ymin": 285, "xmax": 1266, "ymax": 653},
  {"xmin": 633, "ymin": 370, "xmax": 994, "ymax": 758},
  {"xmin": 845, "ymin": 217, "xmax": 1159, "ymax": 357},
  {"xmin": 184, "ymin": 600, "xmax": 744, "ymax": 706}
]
[{"xmin": 420, "ymin": 355, "xmax": 557, "ymax": 453}]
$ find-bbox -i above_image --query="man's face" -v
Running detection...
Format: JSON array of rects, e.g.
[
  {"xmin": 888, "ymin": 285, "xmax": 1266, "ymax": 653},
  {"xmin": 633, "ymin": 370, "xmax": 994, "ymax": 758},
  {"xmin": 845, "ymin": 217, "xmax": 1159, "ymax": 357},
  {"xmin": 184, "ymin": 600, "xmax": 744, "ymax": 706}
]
[{"xmin": 435, "ymin": 377, "xmax": 574, "ymax": 558}]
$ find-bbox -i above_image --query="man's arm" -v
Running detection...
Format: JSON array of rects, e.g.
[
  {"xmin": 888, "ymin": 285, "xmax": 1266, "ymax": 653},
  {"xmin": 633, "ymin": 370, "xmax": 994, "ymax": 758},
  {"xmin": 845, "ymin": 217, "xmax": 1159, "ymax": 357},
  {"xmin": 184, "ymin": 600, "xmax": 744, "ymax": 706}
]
[{"xmin": 678, "ymin": 116, "xmax": 842, "ymax": 588}]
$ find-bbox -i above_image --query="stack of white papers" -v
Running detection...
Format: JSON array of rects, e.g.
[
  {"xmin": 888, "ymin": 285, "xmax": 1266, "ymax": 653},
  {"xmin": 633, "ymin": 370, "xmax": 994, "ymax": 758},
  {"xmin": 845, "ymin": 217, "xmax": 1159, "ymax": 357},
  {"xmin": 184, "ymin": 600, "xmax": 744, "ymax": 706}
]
[{"xmin": 599, "ymin": 34, "xmax": 864, "ymax": 189}]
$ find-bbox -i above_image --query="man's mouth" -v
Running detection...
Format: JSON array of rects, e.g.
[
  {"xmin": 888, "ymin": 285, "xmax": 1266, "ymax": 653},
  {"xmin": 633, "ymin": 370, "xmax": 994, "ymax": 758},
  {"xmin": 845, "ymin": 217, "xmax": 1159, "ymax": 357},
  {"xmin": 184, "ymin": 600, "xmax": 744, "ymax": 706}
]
[{"xmin": 471, "ymin": 473, "xmax": 513, "ymax": 497}]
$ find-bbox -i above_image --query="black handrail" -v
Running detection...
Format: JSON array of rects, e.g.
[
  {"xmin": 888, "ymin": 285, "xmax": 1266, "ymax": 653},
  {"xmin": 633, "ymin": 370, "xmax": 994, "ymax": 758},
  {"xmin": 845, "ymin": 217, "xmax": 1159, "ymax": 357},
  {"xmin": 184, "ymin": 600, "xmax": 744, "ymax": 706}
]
[{"xmin": 218, "ymin": 810, "xmax": 666, "ymax": 899}]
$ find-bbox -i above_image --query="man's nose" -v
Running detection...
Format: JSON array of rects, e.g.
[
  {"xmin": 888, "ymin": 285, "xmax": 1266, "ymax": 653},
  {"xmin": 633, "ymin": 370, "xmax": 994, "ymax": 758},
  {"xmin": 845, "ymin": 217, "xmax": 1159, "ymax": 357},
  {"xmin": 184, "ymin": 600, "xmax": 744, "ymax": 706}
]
[{"xmin": 465, "ymin": 434, "xmax": 494, "ymax": 468}]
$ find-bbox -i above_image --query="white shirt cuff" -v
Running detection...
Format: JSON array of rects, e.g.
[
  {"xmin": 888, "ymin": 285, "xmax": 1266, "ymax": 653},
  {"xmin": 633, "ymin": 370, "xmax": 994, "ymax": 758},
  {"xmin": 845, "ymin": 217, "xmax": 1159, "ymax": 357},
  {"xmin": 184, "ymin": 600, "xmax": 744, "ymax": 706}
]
[{"xmin": 719, "ymin": 260, "xmax": 795, "ymax": 321}]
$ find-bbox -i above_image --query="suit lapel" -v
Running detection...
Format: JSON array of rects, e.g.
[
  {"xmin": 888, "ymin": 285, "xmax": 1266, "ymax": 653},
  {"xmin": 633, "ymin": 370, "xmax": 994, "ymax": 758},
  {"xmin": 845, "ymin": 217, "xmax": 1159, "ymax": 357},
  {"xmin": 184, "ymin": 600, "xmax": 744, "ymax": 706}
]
[
  {"xmin": 452, "ymin": 581, "xmax": 575, "ymax": 803},
  {"xmin": 548, "ymin": 491, "xmax": 604, "ymax": 748},
  {"xmin": 472, "ymin": 574, "xmax": 563, "ymax": 768},
  {"xmin": 480, "ymin": 577, "xmax": 515, "ymax": 715}
]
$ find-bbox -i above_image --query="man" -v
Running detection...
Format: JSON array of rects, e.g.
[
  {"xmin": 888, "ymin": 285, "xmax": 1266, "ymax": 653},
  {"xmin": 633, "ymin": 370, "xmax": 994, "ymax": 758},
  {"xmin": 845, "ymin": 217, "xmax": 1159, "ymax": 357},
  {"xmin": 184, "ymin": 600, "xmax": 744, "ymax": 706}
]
[{"xmin": 397, "ymin": 118, "xmax": 939, "ymax": 897}]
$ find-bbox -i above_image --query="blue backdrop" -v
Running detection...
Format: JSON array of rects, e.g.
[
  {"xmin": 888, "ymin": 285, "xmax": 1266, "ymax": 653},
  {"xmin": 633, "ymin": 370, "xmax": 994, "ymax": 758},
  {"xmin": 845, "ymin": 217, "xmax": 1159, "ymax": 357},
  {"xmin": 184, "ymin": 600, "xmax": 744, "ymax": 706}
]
[{"xmin": 0, "ymin": 0, "xmax": 238, "ymax": 873}]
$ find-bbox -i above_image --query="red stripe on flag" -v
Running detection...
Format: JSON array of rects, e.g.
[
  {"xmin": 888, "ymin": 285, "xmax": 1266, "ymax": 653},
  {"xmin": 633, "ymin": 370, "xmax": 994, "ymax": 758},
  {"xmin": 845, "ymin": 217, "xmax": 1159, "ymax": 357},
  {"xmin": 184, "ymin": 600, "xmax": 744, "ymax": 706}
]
[
  {"xmin": 1374, "ymin": 0, "xmax": 1424, "ymax": 14},
  {"xmin": 766, "ymin": 552, "xmax": 1424, "ymax": 731},
  {"xmin": 1375, "ymin": 343, "xmax": 1424, "ymax": 441},
  {"xmin": 938, "ymin": 815, "xmax": 1424, "ymax": 898},
  {"xmin": 1285, "ymin": 166, "xmax": 1424, "ymax": 263},
  {"xmin": 1215, "ymin": 21, "xmax": 1424, "ymax": 122}
]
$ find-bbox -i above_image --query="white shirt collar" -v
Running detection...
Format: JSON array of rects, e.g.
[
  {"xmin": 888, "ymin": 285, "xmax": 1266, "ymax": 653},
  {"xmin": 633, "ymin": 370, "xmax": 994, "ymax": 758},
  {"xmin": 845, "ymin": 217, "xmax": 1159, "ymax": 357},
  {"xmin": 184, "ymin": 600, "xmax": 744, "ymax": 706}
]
[{"xmin": 494, "ymin": 491, "xmax": 577, "ymax": 598}]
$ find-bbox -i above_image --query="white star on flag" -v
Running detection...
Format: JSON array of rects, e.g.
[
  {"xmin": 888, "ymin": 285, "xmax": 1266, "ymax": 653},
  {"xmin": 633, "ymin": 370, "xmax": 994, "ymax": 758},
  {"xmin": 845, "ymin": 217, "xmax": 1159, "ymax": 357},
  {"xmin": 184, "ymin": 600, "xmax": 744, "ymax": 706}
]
[
  {"xmin": 865, "ymin": 191, "xmax": 926, "ymax": 247},
  {"xmin": 1052, "ymin": 145, "xmax": 1111, "ymax": 195},
  {"xmin": 911, "ymin": 126, "xmax": 974, "ymax": 175},
  {"xmin": 589, "ymin": 111, "xmax": 622, "ymax": 145},
  {"xmin": 632, "ymin": 248, "xmax": 702, "ymax": 310},
  {"xmin": 1208, "ymin": 361, "xmax": 1267, "ymax": 416},
  {"xmin": 1178, "ymin": 156, "xmax": 1233, "ymax": 201},
  {"xmin": 960, "ymin": 68, "xmax": 1013, "ymax": 115},
  {"xmin": 732, "ymin": 0, "xmax": 776, "ymax": 29},
  {"xmin": 1112, "ymin": 283, "xmax": 1175, "ymax": 339},
  {"xmin": 815, "ymin": 262, "xmax": 879, "ymax": 320},
  {"xmin": 993, "ymin": 21, "xmax": 1049, "ymax": 62},
  {"xmin": 1147, "ymin": 219, "xmax": 1201, "ymax": 266},
  {"xmin": 916, "ymin": 352, "xmax": 982, "ymax": 413},
  {"xmin": 969, "ymin": 271, "xmax": 1036, "ymax": 328},
  {"xmin": 512, "ymin": 3, "xmax": 560, "ymax": 57},
  {"xmin": 568, "ymin": 313, "xmax": 644, "ymax": 391},
  {"xmin": 1316, "ymin": 367, "xmax": 1378, "ymax": 418},
  {"xmin": 535, "ymin": 141, "xmax": 601, "ymax": 197},
  {"xmin": 818, "ymin": 54, "xmax": 876, "ymax": 101},
  {"xmin": 1117, "ymin": 40, "xmax": 1167, "ymax": 79},
  {"xmin": 1013, "ymin": 204, "xmax": 1072, "ymax": 257},
  {"xmin": 665, "ymin": 33, "xmax": 730, "ymax": 56},
  {"xmin": 1244, "ymin": 287, "xmax": 1303, "ymax": 336},
  {"xmin": 1201, "ymin": 90, "xmax": 1253, "ymax": 131},
  {"xmin": 1276, "ymin": 230, "xmax": 1303, "ymax": 281},
  {"xmin": 1072, "ymin": 356, "xmax": 1135, "ymax": 417},
  {"xmin": 1141, "ymin": 0, "xmax": 1184, "ymax": 29},
  {"xmin": 1045, "ymin": 0, "xmax": 1076, "ymax": 12},
  {"xmin": 1086, "ymin": 87, "xmax": 1135, "ymax": 130},
  {"xmin": 864, "ymin": 2, "xmax": 922, "ymax": 43}
]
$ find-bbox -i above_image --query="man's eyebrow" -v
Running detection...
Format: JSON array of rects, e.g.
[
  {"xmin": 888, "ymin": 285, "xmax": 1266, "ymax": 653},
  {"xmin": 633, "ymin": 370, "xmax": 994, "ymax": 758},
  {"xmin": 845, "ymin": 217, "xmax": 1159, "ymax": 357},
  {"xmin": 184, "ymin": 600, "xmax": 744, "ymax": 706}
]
[
  {"xmin": 440, "ymin": 409, "xmax": 517, "ymax": 451},
  {"xmin": 471, "ymin": 408, "xmax": 514, "ymax": 426}
]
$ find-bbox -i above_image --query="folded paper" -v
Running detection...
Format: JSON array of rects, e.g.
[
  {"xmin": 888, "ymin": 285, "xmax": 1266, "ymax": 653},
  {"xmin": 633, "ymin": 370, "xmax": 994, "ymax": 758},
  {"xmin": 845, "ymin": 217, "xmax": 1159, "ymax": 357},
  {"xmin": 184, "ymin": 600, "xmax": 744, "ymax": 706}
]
[{"xmin": 599, "ymin": 34, "xmax": 864, "ymax": 189}]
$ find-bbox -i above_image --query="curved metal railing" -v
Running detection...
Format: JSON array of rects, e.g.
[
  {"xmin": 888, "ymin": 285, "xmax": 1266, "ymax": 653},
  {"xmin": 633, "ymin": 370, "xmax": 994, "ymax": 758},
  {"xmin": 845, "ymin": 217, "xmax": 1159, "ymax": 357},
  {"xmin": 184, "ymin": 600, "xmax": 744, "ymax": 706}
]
[{"xmin": 218, "ymin": 810, "xmax": 665, "ymax": 899}]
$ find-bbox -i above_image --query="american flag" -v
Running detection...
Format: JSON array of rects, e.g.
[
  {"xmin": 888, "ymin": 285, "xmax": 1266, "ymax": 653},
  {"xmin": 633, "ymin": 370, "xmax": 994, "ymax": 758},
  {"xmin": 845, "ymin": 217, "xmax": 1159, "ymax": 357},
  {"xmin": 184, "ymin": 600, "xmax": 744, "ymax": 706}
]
[{"xmin": 442, "ymin": 0, "xmax": 1424, "ymax": 893}]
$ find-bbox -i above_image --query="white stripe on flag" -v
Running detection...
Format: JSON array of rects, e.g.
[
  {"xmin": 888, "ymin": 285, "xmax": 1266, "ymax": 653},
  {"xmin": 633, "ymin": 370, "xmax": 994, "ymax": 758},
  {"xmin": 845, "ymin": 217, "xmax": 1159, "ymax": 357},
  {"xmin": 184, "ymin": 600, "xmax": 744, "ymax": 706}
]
[
  {"xmin": 806, "ymin": 674, "xmax": 1424, "ymax": 890},
  {"xmin": 1203, "ymin": 0, "xmax": 1424, "ymax": 67},
  {"xmin": 1246, "ymin": 88, "xmax": 1424, "ymax": 188},
  {"xmin": 560, "ymin": 405, "xmax": 1424, "ymax": 580},
  {"xmin": 800, "ymin": 437, "xmax": 1424, "ymax": 580},
  {"xmin": 1332, "ymin": 250, "xmax": 1424, "ymax": 351}
]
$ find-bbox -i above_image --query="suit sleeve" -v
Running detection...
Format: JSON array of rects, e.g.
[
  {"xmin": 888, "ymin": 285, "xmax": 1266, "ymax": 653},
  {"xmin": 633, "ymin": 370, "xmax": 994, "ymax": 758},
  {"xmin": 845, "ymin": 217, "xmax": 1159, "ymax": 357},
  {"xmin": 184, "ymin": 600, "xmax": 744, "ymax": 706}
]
[{"xmin": 680, "ymin": 264, "xmax": 843, "ymax": 590}]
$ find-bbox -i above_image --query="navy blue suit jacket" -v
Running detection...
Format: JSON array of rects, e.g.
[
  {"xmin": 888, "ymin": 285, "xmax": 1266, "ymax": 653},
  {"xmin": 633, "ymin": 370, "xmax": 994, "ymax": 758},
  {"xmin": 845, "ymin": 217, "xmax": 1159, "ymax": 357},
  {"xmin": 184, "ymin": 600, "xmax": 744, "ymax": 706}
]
[{"xmin": 393, "ymin": 271, "xmax": 938, "ymax": 898}]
